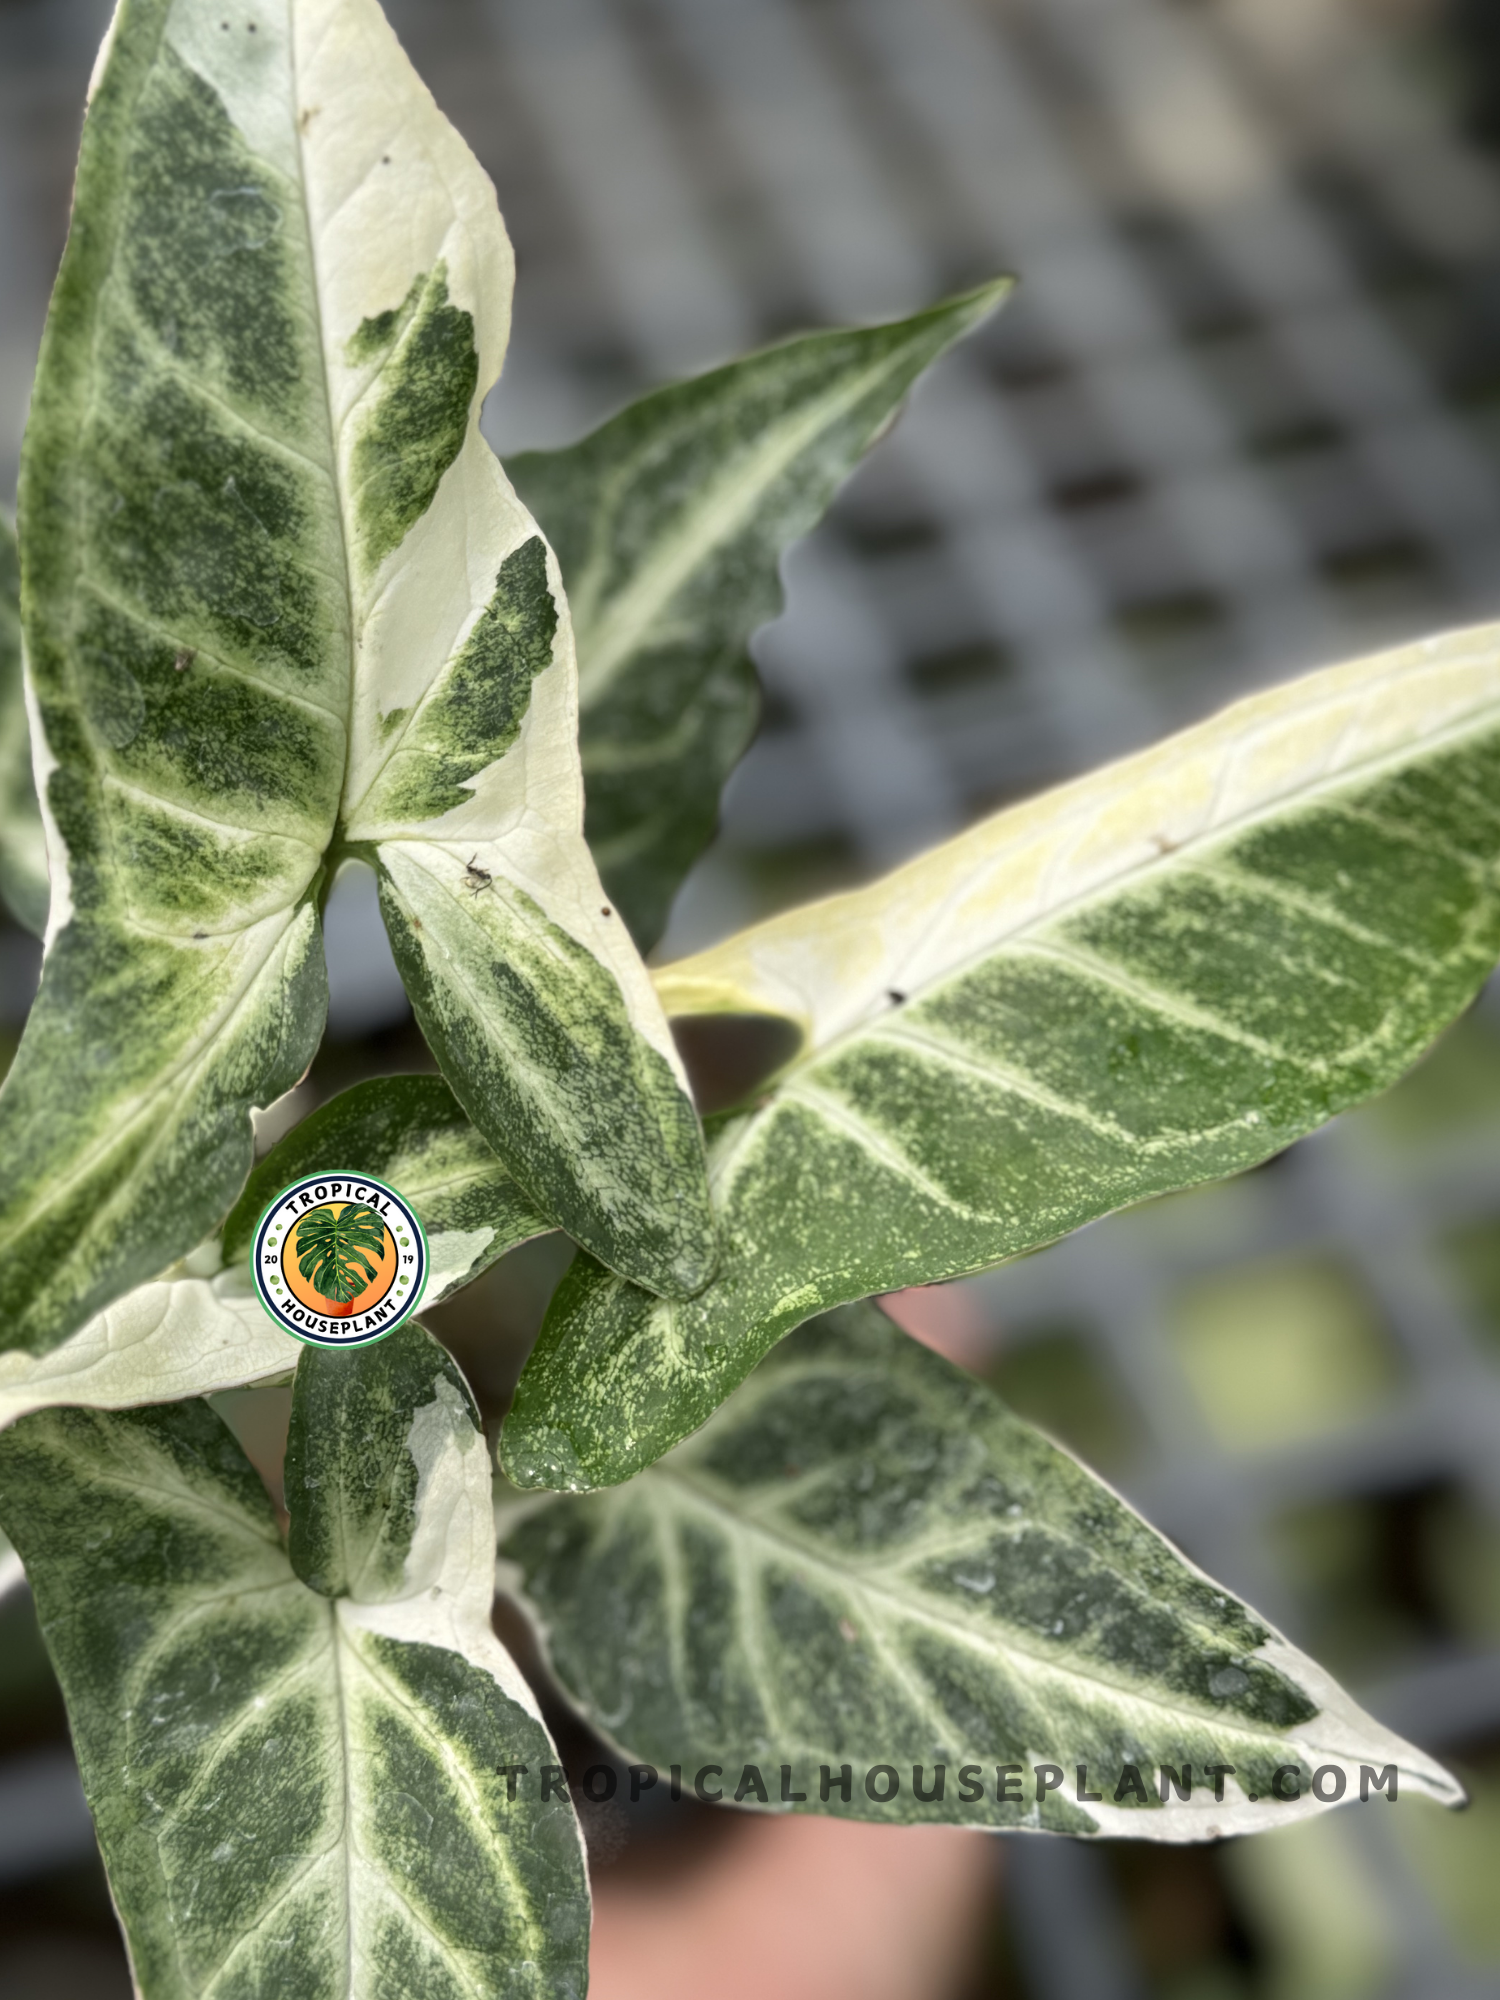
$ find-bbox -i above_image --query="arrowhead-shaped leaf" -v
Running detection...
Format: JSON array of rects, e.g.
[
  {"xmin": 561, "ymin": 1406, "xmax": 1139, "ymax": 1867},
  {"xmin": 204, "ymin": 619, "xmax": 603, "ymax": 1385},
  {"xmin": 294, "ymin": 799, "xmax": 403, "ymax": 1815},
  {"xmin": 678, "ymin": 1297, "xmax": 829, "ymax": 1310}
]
[
  {"xmin": 0, "ymin": 515, "xmax": 47, "ymax": 936},
  {"xmin": 501, "ymin": 1304, "xmax": 1461, "ymax": 1838},
  {"xmin": 225, "ymin": 1073, "xmax": 552, "ymax": 1305},
  {"xmin": 510, "ymin": 281, "xmax": 1011, "ymax": 949},
  {"xmin": 505, "ymin": 626, "xmax": 1500, "ymax": 1487},
  {"xmin": 0, "ymin": 0, "xmax": 713, "ymax": 1365},
  {"xmin": 0, "ymin": 1339, "xmax": 590, "ymax": 1997}
]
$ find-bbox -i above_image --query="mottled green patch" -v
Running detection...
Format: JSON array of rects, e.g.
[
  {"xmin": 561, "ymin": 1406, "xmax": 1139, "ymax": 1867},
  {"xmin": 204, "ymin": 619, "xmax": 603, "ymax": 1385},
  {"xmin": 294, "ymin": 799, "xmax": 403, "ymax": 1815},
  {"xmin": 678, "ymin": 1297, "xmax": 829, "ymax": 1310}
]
[
  {"xmin": 351, "ymin": 1631, "xmax": 590, "ymax": 1978},
  {"xmin": 224, "ymin": 1073, "xmax": 550, "ymax": 1292},
  {"xmin": 103, "ymin": 796, "xmax": 312, "ymax": 927},
  {"xmin": 504, "ymin": 1305, "xmax": 1443, "ymax": 1835},
  {"xmin": 0, "ymin": 1393, "xmax": 589, "ymax": 1999},
  {"xmin": 506, "ymin": 721, "xmax": 1500, "ymax": 1488},
  {"xmin": 0, "ymin": 898, "xmax": 327, "ymax": 1356},
  {"xmin": 2, "ymin": 0, "xmax": 347, "ymax": 1358},
  {"xmin": 377, "ymin": 851, "xmax": 716, "ymax": 1298},
  {"xmin": 346, "ymin": 275, "xmax": 423, "ymax": 366},
  {"xmin": 0, "ymin": 515, "xmax": 46, "ymax": 935},
  {"xmin": 286, "ymin": 1324, "xmax": 477, "ymax": 1601},
  {"xmin": 349, "ymin": 263, "xmax": 478, "ymax": 575},
  {"xmin": 511, "ymin": 279, "xmax": 1011, "ymax": 947},
  {"xmin": 357, "ymin": 537, "xmax": 557, "ymax": 823}
]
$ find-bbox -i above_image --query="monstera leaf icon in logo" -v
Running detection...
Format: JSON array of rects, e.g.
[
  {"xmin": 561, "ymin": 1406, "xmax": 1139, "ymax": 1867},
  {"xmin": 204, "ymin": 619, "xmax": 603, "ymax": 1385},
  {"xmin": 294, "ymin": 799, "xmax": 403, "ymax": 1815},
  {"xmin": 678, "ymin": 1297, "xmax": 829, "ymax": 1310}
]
[
  {"xmin": 295, "ymin": 1203, "xmax": 388, "ymax": 1315},
  {"xmin": 251, "ymin": 1173, "xmax": 428, "ymax": 1347}
]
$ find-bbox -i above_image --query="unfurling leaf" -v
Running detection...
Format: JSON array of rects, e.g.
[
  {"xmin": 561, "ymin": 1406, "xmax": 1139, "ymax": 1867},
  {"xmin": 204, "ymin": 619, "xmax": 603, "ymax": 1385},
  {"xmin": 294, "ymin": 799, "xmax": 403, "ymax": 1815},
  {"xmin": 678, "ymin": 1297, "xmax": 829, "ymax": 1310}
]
[
  {"xmin": 0, "ymin": 1329, "xmax": 590, "ymax": 1998},
  {"xmin": 0, "ymin": 0, "xmax": 713, "ymax": 1370},
  {"xmin": 0, "ymin": 515, "xmax": 47, "ymax": 936},
  {"xmin": 505, "ymin": 625, "xmax": 1500, "ymax": 1488},
  {"xmin": 502, "ymin": 1304, "xmax": 1461, "ymax": 1838},
  {"xmin": 511, "ymin": 280, "xmax": 1011, "ymax": 949}
]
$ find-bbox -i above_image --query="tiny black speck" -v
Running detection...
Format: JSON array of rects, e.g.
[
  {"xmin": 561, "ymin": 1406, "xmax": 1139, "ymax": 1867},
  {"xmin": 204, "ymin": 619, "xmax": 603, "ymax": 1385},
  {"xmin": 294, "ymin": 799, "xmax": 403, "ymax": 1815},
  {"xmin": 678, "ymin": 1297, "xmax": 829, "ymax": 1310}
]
[
  {"xmin": 1248, "ymin": 1793, "xmax": 1258, "ymax": 1801},
  {"xmin": 887, "ymin": 989, "xmax": 906, "ymax": 1005}
]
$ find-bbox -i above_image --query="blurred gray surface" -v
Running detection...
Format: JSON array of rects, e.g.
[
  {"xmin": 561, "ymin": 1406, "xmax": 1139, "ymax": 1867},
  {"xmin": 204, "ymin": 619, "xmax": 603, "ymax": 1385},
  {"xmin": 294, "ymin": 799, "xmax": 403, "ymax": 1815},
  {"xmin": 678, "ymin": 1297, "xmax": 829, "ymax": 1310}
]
[{"xmin": 3, "ymin": 1, "xmax": 1500, "ymax": 1993}]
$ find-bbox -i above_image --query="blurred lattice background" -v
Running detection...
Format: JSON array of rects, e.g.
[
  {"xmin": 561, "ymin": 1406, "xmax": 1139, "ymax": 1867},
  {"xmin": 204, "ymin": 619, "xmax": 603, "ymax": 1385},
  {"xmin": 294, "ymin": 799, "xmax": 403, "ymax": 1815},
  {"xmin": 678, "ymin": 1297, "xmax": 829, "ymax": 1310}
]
[{"xmin": 3, "ymin": 0, "xmax": 1500, "ymax": 1995}]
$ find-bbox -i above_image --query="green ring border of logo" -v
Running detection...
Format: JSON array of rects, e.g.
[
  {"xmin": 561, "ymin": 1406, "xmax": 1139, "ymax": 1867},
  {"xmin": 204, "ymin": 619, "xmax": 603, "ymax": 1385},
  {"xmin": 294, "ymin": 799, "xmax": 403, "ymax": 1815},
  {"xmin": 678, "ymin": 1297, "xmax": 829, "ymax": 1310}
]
[{"xmin": 250, "ymin": 1170, "xmax": 431, "ymax": 1349}]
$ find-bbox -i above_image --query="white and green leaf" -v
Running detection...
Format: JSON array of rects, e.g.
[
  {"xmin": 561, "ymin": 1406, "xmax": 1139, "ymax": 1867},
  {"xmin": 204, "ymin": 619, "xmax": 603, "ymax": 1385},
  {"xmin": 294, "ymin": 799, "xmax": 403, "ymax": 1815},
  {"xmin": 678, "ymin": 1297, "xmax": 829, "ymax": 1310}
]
[
  {"xmin": 224, "ymin": 1074, "xmax": 553, "ymax": 1308},
  {"xmin": 0, "ymin": 1266, "xmax": 291, "ymax": 1437},
  {"xmin": 510, "ymin": 281, "xmax": 1011, "ymax": 949},
  {"xmin": 0, "ymin": 515, "xmax": 48, "ymax": 935},
  {"xmin": 0, "ymin": 1328, "xmax": 590, "ymax": 1997},
  {"xmin": 1, "ymin": 0, "xmax": 713, "ymax": 1367},
  {"xmin": 504, "ymin": 626, "xmax": 1500, "ymax": 1488},
  {"xmin": 501, "ymin": 1304, "xmax": 1460, "ymax": 1839}
]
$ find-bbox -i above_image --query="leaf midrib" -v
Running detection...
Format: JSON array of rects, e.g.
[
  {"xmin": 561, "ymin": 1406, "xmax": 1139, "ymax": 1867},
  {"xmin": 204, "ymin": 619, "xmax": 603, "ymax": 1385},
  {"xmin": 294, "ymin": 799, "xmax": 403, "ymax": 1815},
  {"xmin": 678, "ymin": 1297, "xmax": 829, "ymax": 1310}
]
[
  {"xmin": 760, "ymin": 686, "xmax": 1500, "ymax": 1087},
  {"xmin": 646, "ymin": 1462, "xmax": 1299, "ymax": 1740},
  {"xmin": 573, "ymin": 341, "xmax": 942, "ymax": 707}
]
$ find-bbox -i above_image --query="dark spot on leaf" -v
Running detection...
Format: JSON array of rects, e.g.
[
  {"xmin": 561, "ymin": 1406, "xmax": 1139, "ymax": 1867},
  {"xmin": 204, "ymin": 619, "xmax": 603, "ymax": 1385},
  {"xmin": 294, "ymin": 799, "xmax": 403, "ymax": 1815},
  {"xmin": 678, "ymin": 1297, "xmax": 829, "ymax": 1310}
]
[{"xmin": 887, "ymin": 989, "xmax": 906, "ymax": 1005}]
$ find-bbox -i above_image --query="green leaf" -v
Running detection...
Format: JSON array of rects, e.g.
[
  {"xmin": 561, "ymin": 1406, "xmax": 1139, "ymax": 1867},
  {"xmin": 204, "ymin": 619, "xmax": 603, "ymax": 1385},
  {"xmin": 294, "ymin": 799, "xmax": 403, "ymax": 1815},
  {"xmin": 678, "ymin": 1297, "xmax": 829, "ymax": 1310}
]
[
  {"xmin": 285, "ymin": 1320, "xmax": 479, "ymax": 1601},
  {"xmin": 292, "ymin": 1201, "xmax": 387, "ymax": 1304},
  {"xmin": 225, "ymin": 1074, "xmax": 552, "ymax": 1308},
  {"xmin": 501, "ymin": 1303, "xmax": 1460, "ymax": 1837},
  {"xmin": 511, "ymin": 280, "xmax": 1011, "ymax": 949},
  {"xmin": 0, "ymin": 515, "xmax": 47, "ymax": 935},
  {"xmin": 0, "ymin": 1355, "xmax": 590, "ymax": 1996},
  {"xmin": 504, "ymin": 627, "xmax": 1500, "ymax": 1488},
  {"xmin": 0, "ymin": 0, "xmax": 713, "ymax": 1364}
]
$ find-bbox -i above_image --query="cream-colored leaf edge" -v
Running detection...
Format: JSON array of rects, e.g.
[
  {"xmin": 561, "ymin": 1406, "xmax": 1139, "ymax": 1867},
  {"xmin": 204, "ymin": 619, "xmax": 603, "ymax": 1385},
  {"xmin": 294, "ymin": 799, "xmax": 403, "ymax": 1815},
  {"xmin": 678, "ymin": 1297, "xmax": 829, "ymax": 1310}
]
[
  {"xmin": 654, "ymin": 624, "xmax": 1500, "ymax": 1054},
  {"xmin": 0, "ymin": 1221, "xmax": 491, "ymax": 1437}
]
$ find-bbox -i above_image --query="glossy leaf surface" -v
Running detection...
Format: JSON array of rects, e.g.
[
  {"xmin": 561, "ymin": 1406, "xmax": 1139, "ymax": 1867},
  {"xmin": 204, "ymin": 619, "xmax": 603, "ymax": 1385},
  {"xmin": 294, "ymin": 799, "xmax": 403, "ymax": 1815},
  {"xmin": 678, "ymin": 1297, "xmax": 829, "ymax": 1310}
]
[
  {"xmin": 0, "ymin": 0, "xmax": 711, "ymax": 1367},
  {"xmin": 511, "ymin": 281, "xmax": 1011, "ymax": 948},
  {"xmin": 501, "ymin": 1305, "xmax": 1459, "ymax": 1838},
  {"xmin": 506, "ymin": 627, "xmax": 1500, "ymax": 1487},
  {"xmin": 0, "ymin": 1335, "xmax": 589, "ymax": 1997}
]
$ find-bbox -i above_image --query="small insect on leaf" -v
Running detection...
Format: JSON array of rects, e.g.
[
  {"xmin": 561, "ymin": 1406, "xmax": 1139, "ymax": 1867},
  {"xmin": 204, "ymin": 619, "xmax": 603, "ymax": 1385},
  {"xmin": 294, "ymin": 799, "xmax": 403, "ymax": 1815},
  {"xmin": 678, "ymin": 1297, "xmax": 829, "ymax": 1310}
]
[
  {"xmin": 463, "ymin": 855, "xmax": 493, "ymax": 897},
  {"xmin": 294, "ymin": 1204, "xmax": 388, "ymax": 1307}
]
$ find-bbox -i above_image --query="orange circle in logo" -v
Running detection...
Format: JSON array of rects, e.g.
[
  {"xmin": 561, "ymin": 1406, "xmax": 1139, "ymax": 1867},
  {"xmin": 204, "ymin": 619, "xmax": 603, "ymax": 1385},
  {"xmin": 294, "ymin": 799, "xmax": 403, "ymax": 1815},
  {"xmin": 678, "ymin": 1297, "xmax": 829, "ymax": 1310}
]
[{"xmin": 283, "ymin": 1201, "xmax": 400, "ymax": 1319}]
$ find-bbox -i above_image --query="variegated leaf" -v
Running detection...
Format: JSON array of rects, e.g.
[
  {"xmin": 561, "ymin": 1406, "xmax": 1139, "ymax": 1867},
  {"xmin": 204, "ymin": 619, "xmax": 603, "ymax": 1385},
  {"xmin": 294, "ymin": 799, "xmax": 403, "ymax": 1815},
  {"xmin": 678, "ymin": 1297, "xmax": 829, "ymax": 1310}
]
[
  {"xmin": 504, "ymin": 626, "xmax": 1500, "ymax": 1488},
  {"xmin": 0, "ymin": 1266, "xmax": 290, "ymax": 1436},
  {"xmin": 0, "ymin": 515, "xmax": 48, "ymax": 935},
  {"xmin": 0, "ymin": 1332, "xmax": 590, "ymax": 1997},
  {"xmin": 510, "ymin": 281, "xmax": 1011, "ymax": 949},
  {"xmin": 224, "ymin": 1074, "xmax": 552, "ymax": 1307},
  {"xmin": 1, "ymin": 0, "xmax": 714, "ymax": 1367},
  {"xmin": 500, "ymin": 1304, "xmax": 1459, "ymax": 1839}
]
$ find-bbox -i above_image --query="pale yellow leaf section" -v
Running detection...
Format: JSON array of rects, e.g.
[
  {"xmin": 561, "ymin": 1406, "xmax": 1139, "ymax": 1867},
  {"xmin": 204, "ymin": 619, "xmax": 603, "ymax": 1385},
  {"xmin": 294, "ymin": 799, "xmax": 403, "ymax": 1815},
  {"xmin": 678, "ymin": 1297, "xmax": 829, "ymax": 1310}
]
[{"xmin": 655, "ymin": 625, "xmax": 1500, "ymax": 1052}]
